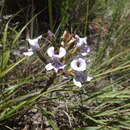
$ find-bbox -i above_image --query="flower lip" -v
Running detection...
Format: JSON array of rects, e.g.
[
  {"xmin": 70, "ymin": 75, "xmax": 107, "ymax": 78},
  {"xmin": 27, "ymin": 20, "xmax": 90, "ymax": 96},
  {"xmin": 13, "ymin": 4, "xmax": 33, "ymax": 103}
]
[
  {"xmin": 75, "ymin": 71, "xmax": 87, "ymax": 83},
  {"xmin": 45, "ymin": 59, "xmax": 66, "ymax": 73},
  {"xmin": 73, "ymin": 73, "xmax": 93, "ymax": 87},
  {"xmin": 51, "ymin": 58, "xmax": 63, "ymax": 69},
  {"xmin": 47, "ymin": 46, "xmax": 66, "ymax": 59},
  {"xmin": 71, "ymin": 58, "xmax": 86, "ymax": 71}
]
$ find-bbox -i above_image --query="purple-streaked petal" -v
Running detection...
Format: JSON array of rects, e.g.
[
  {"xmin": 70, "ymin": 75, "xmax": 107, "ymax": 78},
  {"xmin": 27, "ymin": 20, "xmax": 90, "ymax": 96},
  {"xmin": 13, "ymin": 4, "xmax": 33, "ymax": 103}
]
[
  {"xmin": 81, "ymin": 48, "xmax": 90, "ymax": 56},
  {"xmin": 52, "ymin": 58, "xmax": 62, "ymax": 67},
  {"xmin": 75, "ymin": 72, "xmax": 87, "ymax": 83},
  {"xmin": 80, "ymin": 46, "xmax": 90, "ymax": 52},
  {"xmin": 52, "ymin": 59, "xmax": 66, "ymax": 70}
]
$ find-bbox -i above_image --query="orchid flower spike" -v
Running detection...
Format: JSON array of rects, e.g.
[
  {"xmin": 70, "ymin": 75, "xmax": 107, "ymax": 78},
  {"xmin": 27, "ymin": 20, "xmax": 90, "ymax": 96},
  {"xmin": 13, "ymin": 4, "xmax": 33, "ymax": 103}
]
[
  {"xmin": 23, "ymin": 35, "xmax": 42, "ymax": 56},
  {"xmin": 45, "ymin": 46, "xmax": 66, "ymax": 72},
  {"xmin": 75, "ymin": 34, "xmax": 87, "ymax": 47}
]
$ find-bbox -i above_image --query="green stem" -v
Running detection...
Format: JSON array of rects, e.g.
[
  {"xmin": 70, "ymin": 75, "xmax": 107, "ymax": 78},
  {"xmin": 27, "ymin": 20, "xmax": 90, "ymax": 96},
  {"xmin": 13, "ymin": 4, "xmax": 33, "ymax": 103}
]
[{"xmin": 48, "ymin": 0, "xmax": 53, "ymax": 31}]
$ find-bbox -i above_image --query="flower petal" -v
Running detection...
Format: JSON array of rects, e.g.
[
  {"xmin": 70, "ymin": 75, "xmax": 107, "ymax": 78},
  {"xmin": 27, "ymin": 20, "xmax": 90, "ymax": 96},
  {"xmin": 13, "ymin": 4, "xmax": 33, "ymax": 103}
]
[
  {"xmin": 71, "ymin": 58, "xmax": 86, "ymax": 71},
  {"xmin": 73, "ymin": 78, "xmax": 82, "ymax": 87},
  {"xmin": 81, "ymin": 52, "xmax": 88, "ymax": 56},
  {"xmin": 58, "ymin": 47, "xmax": 66, "ymax": 58},
  {"xmin": 36, "ymin": 35, "xmax": 42, "ymax": 40},
  {"xmin": 45, "ymin": 63, "xmax": 54, "ymax": 71},
  {"xmin": 59, "ymin": 64, "xmax": 66, "ymax": 69},
  {"xmin": 23, "ymin": 51, "xmax": 34, "ymax": 56},
  {"xmin": 75, "ymin": 34, "xmax": 80, "ymax": 39},
  {"xmin": 54, "ymin": 68, "xmax": 59, "ymax": 73},
  {"xmin": 47, "ymin": 46, "xmax": 55, "ymax": 58},
  {"xmin": 87, "ymin": 76, "xmax": 93, "ymax": 81}
]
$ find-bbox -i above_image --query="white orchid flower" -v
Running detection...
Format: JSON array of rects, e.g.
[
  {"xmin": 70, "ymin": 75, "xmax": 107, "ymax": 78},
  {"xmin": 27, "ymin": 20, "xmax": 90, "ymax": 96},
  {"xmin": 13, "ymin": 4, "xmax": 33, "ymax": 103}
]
[
  {"xmin": 23, "ymin": 35, "xmax": 42, "ymax": 56},
  {"xmin": 45, "ymin": 46, "xmax": 66, "ymax": 72},
  {"xmin": 75, "ymin": 35, "xmax": 91, "ymax": 56},
  {"xmin": 71, "ymin": 58, "xmax": 86, "ymax": 72},
  {"xmin": 26, "ymin": 35, "xmax": 42, "ymax": 51},
  {"xmin": 75, "ymin": 34, "xmax": 87, "ymax": 47}
]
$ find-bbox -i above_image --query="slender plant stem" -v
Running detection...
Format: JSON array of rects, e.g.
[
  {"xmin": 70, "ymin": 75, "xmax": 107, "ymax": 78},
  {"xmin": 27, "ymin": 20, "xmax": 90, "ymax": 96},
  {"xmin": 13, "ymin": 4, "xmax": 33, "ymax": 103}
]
[{"xmin": 48, "ymin": 0, "xmax": 53, "ymax": 31}]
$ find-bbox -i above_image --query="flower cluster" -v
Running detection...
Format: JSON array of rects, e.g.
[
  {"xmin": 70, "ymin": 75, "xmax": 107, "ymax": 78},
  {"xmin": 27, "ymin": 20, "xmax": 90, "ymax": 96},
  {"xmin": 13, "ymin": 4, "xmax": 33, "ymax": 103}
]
[{"xmin": 23, "ymin": 31, "xmax": 93, "ymax": 87}]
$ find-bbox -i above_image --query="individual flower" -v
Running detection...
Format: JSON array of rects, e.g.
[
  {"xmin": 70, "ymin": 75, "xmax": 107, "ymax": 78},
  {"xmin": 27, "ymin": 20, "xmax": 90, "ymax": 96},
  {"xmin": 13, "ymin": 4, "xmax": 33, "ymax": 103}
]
[
  {"xmin": 23, "ymin": 35, "xmax": 42, "ymax": 56},
  {"xmin": 45, "ymin": 46, "xmax": 66, "ymax": 72},
  {"xmin": 75, "ymin": 34, "xmax": 91, "ymax": 56},
  {"xmin": 75, "ymin": 34, "xmax": 87, "ymax": 47},
  {"xmin": 71, "ymin": 58, "xmax": 92, "ymax": 87},
  {"xmin": 71, "ymin": 58, "xmax": 86, "ymax": 71}
]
